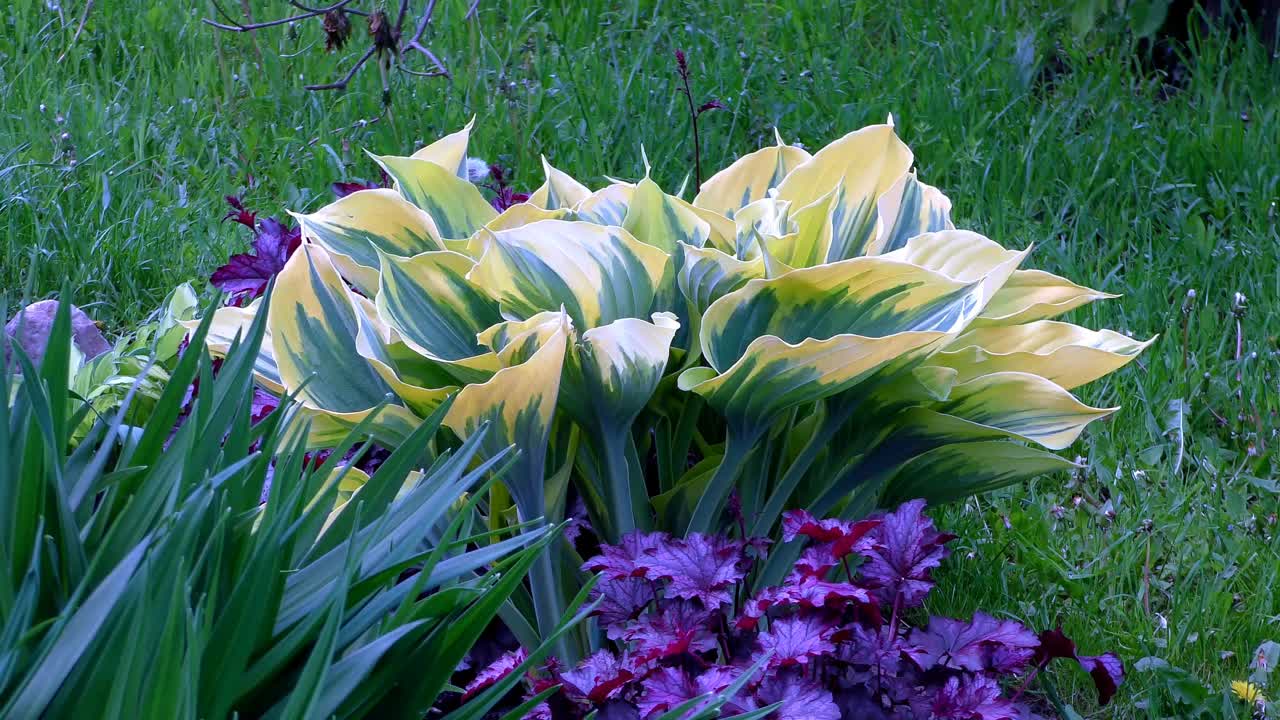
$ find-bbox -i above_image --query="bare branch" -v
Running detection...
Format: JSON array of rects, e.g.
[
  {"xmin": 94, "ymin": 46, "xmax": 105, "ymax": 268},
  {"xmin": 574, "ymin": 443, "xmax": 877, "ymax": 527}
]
[
  {"xmin": 289, "ymin": 0, "xmax": 368, "ymax": 16},
  {"xmin": 204, "ymin": 0, "xmax": 359, "ymax": 32},
  {"xmin": 305, "ymin": 44, "xmax": 376, "ymax": 91}
]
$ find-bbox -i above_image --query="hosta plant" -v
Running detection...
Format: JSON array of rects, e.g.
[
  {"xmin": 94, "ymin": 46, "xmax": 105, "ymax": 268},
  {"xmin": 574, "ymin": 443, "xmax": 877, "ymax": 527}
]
[
  {"xmin": 194, "ymin": 119, "xmax": 1152, "ymax": 653},
  {"xmin": 464, "ymin": 501, "xmax": 1124, "ymax": 719},
  {"xmin": 0, "ymin": 297, "xmax": 585, "ymax": 719}
]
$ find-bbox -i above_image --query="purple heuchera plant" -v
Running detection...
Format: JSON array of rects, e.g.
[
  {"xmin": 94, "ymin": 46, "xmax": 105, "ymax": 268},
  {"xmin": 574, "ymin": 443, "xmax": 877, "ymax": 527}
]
[{"xmin": 466, "ymin": 500, "xmax": 1124, "ymax": 719}]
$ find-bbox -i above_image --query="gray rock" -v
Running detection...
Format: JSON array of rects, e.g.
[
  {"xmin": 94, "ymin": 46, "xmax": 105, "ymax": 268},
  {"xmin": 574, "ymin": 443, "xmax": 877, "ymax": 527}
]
[{"xmin": 4, "ymin": 300, "xmax": 111, "ymax": 368}]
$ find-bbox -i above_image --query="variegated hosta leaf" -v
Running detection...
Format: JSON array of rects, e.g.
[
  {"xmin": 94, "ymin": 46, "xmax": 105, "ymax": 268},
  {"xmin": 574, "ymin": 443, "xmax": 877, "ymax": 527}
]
[
  {"xmin": 186, "ymin": 300, "xmax": 283, "ymax": 393},
  {"xmin": 561, "ymin": 312, "xmax": 680, "ymax": 429},
  {"xmin": 574, "ymin": 182, "xmax": 633, "ymax": 226},
  {"xmin": 268, "ymin": 244, "xmax": 391, "ymax": 414},
  {"xmin": 466, "ymin": 219, "xmax": 670, "ymax": 330},
  {"xmin": 352, "ymin": 294, "xmax": 458, "ymax": 416},
  {"xmin": 288, "ymin": 402, "xmax": 425, "ymax": 451},
  {"xmin": 677, "ymin": 243, "xmax": 765, "ymax": 317},
  {"xmin": 527, "ymin": 156, "xmax": 591, "ymax": 210},
  {"xmin": 777, "ymin": 122, "xmax": 915, "ymax": 262},
  {"xmin": 933, "ymin": 321, "xmax": 1155, "ymax": 389},
  {"xmin": 371, "ymin": 152, "xmax": 498, "ymax": 239},
  {"xmin": 731, "ymin": 197, "xmax": 790, "ymax": 259},
  {"xmin": 868, "ymin": 170, "xmax": 955, "ymax": 255},
  {"xmin": 878, "ymin": 230, "xmax": 1030, "ymax": 304},
  {"xmin": 623, "ymin": 174, "xmax": 711, "ymax": 253},
  {"xmin": 443, "ymin": 311, "xmax": 571, "ymax": 518},
  {"xmin": 680, "ymin": 254, "xmax": 1022, "ymax": 431},
  {"xmin": 478, "ymin": 311, "xmax": 570, "ymax": 368},
  {"xmin": 973, "ymin": 269, "xmax": 1118, "ymax": 327},
  {"xmin": 291, "ymin": 189, "xmax": 442, "ymax": 295},
  {"xmin": 880, "ymin": 440, "xmax": 1077, "ymax": 506},
  {"xmin": 930, "ymin": 372, "xmax": 1115, "ymax": 450},
  {"xmin": 697, "ymin": 254, "xmax": 1021, "ymax": 374},
  {"xmin": 409, "ymin": 117, "xmax": 474, "ymax": 177},
  {"xmin": 758, "ymin": 187, "xmax": 835, "ymax": 269},
  {"xmin": 374, "ymin": 249, "xmax": 502, "ymax": 381},
  {"xmin": 693, "ymin": 129, "xmax": 812, "ymax": 217}
]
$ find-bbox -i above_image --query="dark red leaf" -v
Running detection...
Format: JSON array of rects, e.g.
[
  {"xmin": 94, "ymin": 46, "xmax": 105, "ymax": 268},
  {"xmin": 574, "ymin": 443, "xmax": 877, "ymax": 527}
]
[
  {"xmin": 739, "ymin": 577, "xmax": 872, "ymax": 629},
  {"xmin": 1034, "ymin": 628, "xmax": 1123, "ymax": 706},
  {"xmin": 560, "ymin": 650, "xmax": 643, "ymax": 704}
]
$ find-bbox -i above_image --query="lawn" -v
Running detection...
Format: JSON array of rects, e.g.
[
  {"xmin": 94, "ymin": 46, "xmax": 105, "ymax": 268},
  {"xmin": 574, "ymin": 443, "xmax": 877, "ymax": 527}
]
[{"xmin": 2, "ymin": 0, "xmax": 1278, "ymax": 716}]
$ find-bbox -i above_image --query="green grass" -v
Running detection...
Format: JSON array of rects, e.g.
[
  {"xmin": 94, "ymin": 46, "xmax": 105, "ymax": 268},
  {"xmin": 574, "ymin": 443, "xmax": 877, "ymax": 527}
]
[{"xmin": 2, "ymin": 0, "xmax": 1277, "ymax": 716}]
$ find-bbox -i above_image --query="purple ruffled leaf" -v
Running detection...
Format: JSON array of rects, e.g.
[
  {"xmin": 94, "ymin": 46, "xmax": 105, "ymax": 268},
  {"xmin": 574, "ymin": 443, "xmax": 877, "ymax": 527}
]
[
  {"xmin": 756, "ymin": 671, "xmax": 841, "ymax": 720},
  {"xmin": 594, "ymin": 577, "xmax": 656, "ymax": 637},
  {"xmin": 642, "ymin": 533, "xmax": 750, "ymax": 608},
  {"xmin": 621, "ymin": 600, "xmax": 717, "ymax": 662},
  {"xmin": 906, "ymin": 612, "xmax": 1038, "ymax": 674},
  {"xmin": 636, "ymin": 667, "xmax": 699, "ymax": 719},
  {"xmin": 927, "ymin": 675, "xmax": 1019, "ymax": 720},
  {"xmin": 560, "ymin": 650, "xmax": 644, "ymax": 704},
  {"xmin": 739, "ymin": 577, "xmax": 872, "ymax": 629},
  {"xmin": 858, "ymin": 499, "xmax": 954, "ymax": 606},
  {"xmin": 582, "ymin": 531, "xmax": 668, "ymax": 579},
  {"xmin": 758, "ymin": 614, "xmax": 837, "ymax": 668},
  {"xmin": 462, "ymin": 648, "xmax": 526, "ymax": 700}
]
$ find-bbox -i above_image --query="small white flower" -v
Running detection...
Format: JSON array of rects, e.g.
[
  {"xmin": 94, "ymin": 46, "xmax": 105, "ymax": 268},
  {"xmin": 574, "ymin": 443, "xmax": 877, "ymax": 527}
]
[{"xmin": 464, "ymin": 157, "xmax": 491, "ymax": 184}]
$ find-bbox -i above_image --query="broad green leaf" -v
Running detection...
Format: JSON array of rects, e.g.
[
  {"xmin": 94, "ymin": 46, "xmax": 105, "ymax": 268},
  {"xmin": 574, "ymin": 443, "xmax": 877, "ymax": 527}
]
[
  {"xmin": 932, "ymin": 372, "xmax": 1116, "ymax": 450},
  {"xmin": 868, "ymin": 170, "xmax": 955, "ymax": 255},
  {"xmin": 693, "ymin": 129, "xmax": 812, "ymax": 217},
  {"xmin": 268, "ymin": 245, "xmax": 391, "ymax": 414},
  {"xmin": 292, "ymin": 189, "xmax": 442, "ymax": 294},
  {"xmin": 444, "ymin": 311, "xmax": 570, "ymax": 518},
  {"xmin": 933, "ymin": 321, "xmax": 1155, "ymax": 389},
  {"xmin": 467, "ymin": 220, "xmax": 669, "ymax": 330},
  {"xmin": 371, "ymin": 153, "xmax": 498, "ymax": 239},
  {"xmin": 409, "ymin": 117, "xmax": 474, "ymax": 177},
  {"xmin": 973, "ymin": 269, "xmax": 1118, "ymax": 327},
  {"xmin": 527, "ymin": 156, "xmax": 591, "ymax": 210},
  {"xmin": 776, "ymin": 121, "xmax": 914, "ymax": 261},
  {"xmin": 375, "ymin": 249, "xmax": 503, "ymax": 379}
]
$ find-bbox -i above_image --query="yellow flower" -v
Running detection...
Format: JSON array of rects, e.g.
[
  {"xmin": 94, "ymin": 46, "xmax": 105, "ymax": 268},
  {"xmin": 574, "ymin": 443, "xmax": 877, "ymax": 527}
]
[{"xmin": 1233, "ymin": 680, "xmax": 1266, "ymax": 704}]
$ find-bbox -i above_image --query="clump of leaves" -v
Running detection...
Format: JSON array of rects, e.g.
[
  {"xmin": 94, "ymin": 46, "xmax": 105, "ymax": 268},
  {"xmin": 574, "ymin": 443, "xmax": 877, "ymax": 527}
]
[{"xmin": 464, "ymin": 501, "xmax": 1124, "ymax": 719}]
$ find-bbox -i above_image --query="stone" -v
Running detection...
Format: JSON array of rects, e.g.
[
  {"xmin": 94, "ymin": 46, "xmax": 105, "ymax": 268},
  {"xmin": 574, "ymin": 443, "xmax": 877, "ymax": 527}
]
[{"xmin": 4, "ymin": 300, "xmax": 111, "ymax": 368}]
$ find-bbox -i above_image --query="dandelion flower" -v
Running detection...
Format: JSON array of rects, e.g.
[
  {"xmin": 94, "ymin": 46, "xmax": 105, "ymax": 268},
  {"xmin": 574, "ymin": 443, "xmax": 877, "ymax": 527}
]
[{"xmin": 1232, "ymin": 680, "xmax": 1265, "ymax": 704}]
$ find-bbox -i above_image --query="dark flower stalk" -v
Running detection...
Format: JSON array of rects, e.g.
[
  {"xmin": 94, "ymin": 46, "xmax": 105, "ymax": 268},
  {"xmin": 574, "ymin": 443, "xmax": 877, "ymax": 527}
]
[{"xmin": 674, "ymin": 49, "xmax": 723, "ymax": 195}]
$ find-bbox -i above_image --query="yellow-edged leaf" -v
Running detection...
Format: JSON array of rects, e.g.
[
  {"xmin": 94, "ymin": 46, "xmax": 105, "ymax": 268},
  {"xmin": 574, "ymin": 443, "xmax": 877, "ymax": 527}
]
[
  {"xmin": 931, "ymin": 371, "xmax": 1116, "ymax": 450},
  {"xmin": 694, "ymin": 129, "xmax": 812, "ymax": 217},
  {"xmin": 974, "ymin": 269, "xmax": 1119, "ymax": 326},
  {"xmin": 527, "ymin": 156, "xmax": 591, "ymax": 210},
  {"xmin": 868, "ymin": 170, "xmax": 954, "ymax": 255},
  {"xmin": 409, "ymin": 117, "xmax": 474, "ymax": 176},
  {"xmin": 267, "ymin": 244, "xmax": 391, "ymax": 413},
  {"xmin": 623, "ymin": 175, "xmax": 711, "ymax": 252},
  {"xmin": 371, "ymin": 152, "xmax": 498, "ymax": 239},
  {"xmin": 934, "ymin": 321, "xmax": 1155, "ymax": 389},
  {"xmin": 291, "ymin": 188, "xmax": 442, "ymax": 294},
  {"xmin": 575, "ymin": 182, "xmax": 633, "ymax": 226},
  {"xmin": 185, "ymin": 300, "xmax": 283, "ymax": 393},
  {"xmin": 467, "ymin": 219, "xmax": 670, "ymax": 329},
  {"xmin": 776, "ymin": 122, "xmax": 914, "ymax": 261}
]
